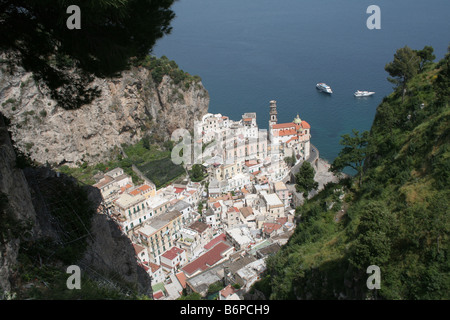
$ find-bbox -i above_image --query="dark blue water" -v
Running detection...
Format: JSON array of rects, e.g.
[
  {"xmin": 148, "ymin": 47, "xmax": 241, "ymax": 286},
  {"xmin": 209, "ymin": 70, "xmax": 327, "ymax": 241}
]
[{"xmin": 153, "ymin": 0, "xmax": 450, "ymax": 163}]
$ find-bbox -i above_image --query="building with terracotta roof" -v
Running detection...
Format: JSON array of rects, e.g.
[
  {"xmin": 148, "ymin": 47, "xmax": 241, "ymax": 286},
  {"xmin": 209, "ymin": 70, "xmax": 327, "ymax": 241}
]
[
  {"xmin": 262, "ymin": 222, "xmax": 283, "ymax": 238},
  {"xmin": 239, "ymin": 206, "xmax": 254, "ymax": 221},
  {"xmin": 204, "ymin": 233, "xmax": 227, "ymax": 250},
  {"xmin": 226, "ymin": 207, "xmax": 242, "ymax": 228},
  {"xmin": 146, "ymin": 261, "xmax": 165, "ymax": 284},
  {"xmin": 113, "ymin": 191, "xmax": 149, "ymax": 232},
  {"xmin": 181, "ymin": 241, "xmax": 234, "ymax": 278},
  {"xmin": 152, "ymin": 290, "xmax": 164, "ymax": 300},
  {"xmin": 175, "ymin": 272, "xmax": 187, "ymax": 290},
  {"xmin": 267, "ymin": 100, "xmax": 311, "ymax": 160},
  {"xmin": 160, "ymin": 246, "xmax": 187, "ymax": 274},
  {"xmin": 135, "ymin": 210, "xmax": 183, "ymax": 263},
  {"xmin": 93, "ymin": 167, "xmax": 133, "ymax": 209},
  {"xmin": 219, "ymin": 284, "xmax": 240, "ymax": 300},
  {"xmin": 133, "ymin": 243, "xmax": 149, "ymax": 263}
]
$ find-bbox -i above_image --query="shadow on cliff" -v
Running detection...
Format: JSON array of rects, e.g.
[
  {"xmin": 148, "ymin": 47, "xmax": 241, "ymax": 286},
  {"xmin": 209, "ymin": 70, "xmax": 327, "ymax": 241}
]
[{"xmin": 22, "ymin": 165, "xmax": 153, "ymax": 297}]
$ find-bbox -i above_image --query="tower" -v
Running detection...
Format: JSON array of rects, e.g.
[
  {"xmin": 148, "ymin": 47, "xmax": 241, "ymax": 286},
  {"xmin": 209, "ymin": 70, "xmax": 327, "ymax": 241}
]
[{"xmin": 269, "ymin": 100, "xmax": 278, "ymax": 128}]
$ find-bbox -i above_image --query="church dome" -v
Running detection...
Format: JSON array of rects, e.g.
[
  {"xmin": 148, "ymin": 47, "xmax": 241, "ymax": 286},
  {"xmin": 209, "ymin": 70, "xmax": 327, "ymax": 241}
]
[{"xmin": 293, "ymin": 114, "xmax": 302, "ymax": 124}]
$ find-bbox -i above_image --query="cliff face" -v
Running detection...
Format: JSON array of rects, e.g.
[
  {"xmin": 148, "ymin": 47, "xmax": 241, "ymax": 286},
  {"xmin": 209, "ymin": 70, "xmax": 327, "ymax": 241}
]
[
  {"xmin": 0, "ymin": 64, "xmax": 209, "ymax": 166},
  {"xmin": 0, "ymin": 124, "xmax": 152, "ymax": 297},
  {"xmin": 0, "ymin": 116, "xmax": 36, "ymax": 296},
  {"xmin": 0, "ymin": 57, "xmax": 208, "ymax": 297},
  {"xmin": 79, "ymin": 211, "xmax": 152, "ymax": 295}
]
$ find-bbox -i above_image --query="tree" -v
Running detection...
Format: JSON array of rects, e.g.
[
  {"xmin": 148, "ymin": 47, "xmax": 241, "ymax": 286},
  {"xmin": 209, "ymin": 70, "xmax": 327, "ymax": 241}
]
[
  {"xmin": 0, "ymin": 0, "xmax": 175, "ymax": 109},
  {"xmin": 295, "ymin": 161, "xmax": 318, "ymax": 198},
  {"xmin": 330, "ymin": 129, "xmax": 370, "ymax": 186},
  {"xmin": 385, "ymin": 46, "xmax": 420, "ymax": 102},
  {"xmin": 349, "ymin": 201, "xmax": 396, "ymax": 270},
  {"xmin": 284, "ymin": 155, "xmax": 296, "ymax": 167},
  {"xmin": 414, "ymin": 45, "xmax": 436, "ymax": 72},
  {"xmin": 434, "ymin": 52, "xmax": 450, "ymax": 104},
  {"xmin": 189, "ymin": 164, "xmax": 205, "ymax": 182}
]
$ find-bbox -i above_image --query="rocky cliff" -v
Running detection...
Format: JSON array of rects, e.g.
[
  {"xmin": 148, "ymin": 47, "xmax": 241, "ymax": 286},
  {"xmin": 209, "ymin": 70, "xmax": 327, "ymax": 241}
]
[
  {"xmin": 0, "ymin": 115, "xmax": 36, "ymax": 297},
  {"xmin": 0, "ymin": 55, "xmax": 208, "ymax": 297},
  {"xmin": 0, "ymin": 118, "xmax": 153, "ymax": 297},
  {"xmin": 0, "ymin": 62, "xmax": 209, "ymax": 166}
]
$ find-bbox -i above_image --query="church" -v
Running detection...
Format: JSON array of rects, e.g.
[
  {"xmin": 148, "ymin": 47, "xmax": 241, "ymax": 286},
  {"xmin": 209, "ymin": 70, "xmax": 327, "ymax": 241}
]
[{"xmin": 268, "ymin": 100, "xmax": 311, "ymax": 160}]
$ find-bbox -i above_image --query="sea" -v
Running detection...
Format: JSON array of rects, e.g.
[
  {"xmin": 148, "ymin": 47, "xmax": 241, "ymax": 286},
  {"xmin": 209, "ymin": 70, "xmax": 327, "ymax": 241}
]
[{"xmin": 153, "ymin": 0, "xmax": 450, "ymax": 163}]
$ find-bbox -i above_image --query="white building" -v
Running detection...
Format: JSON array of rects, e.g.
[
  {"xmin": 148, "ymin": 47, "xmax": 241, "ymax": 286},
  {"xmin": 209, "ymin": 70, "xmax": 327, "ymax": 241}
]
[
  {"xmin": 226, "ymin": 173, "xmax": 251, "ymax": 192},
  {"xmin": 225, "ymin": 225, "xmax": 255, "ymax": 251},
  {"xmin": 146, "ymin": 262, "xmax": 165, "ymax": 285},
  {"xmin": 261, "ymin": 191, "xmax": 285, "ymax": 219},
  {"xmin": 160, "ymin": 247, "xmax": 187, "ymax": 274}
]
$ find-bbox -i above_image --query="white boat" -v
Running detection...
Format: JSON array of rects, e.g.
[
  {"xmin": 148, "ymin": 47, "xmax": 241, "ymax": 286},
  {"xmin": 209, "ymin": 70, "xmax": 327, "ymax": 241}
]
[
  {"xmin": 316, "ymin": 83, "xmax": 333, "ymax": 94},
  {"xmin": 354, "ymin": 90, "xmax": 375, "ymax": 97}
]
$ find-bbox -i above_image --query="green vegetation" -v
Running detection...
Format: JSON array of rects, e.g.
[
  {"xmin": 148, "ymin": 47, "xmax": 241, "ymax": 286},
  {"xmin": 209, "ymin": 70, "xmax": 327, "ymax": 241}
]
[
  {"xmin": 385, "ymin": 45, "xmax": 438, "ymax": 102},
  {"xmin": 295, "ymin": 161, "xmax": 318, "ymax": 197},
  {"xmin": 284, "ymin": 155, "xmax": 296, "ymax": 167},
  {"xmin": 176, "ymin": 281, "xmax": 225, "ymax": 300},
  {"xmin": 385, "ymin": 46, "xmax": 421, "ymax": 102},
  {"xmin": 0, "ymin": 0, "xmax": 176, "ymax": 110},
  {"xmin": 138, "ymin": 158, "xmax": 185, "ymax": 188},
  {"xmin": 1, "ymin": 98, "xmax": 16, "ymax": 107},
  {"xmin": 58, "ymin": 136, "xmax": 185, "ymax": 189},
  {"xmin": 252, "ymin": 46, "xmax": 450, "ymax": 300},
  {"xmin": 58, "ymin": 157, "xmax": 140, "ymax": 186},
  {"xmin": 189, "ymin": 164, "xmax": 206, "ymax": 182},
  {"xmin": 330, "ymin": 129, "xmax": 370, "ymax": 185},
  {"xmin": 16, "ymin": 253, "xmax": 140, "ymax": 300},
  {"xmin": 207, "ymin": 281, "xmax": 225, "ymax": 296},
  {"xmin": 140, "ymin": 55, "xmax": 202, "ymax": 88},
  {"xmin": 125, "ymin": 137, "xmax": 185, "ymax": 188},
  {"xmin": 415, "ymin": 45, "xmax": 436, "ymax": 72}
]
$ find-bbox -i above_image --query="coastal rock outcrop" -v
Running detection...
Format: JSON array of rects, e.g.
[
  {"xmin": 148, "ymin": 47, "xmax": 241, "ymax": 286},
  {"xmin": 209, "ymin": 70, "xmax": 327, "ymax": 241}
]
[{"xmin": 0, "ymin": 63, "xmax": 209, "ymax": 166}]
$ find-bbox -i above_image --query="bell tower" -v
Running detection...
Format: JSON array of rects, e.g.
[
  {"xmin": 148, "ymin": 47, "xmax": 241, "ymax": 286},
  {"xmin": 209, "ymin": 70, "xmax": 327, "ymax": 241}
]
[{"xmin": 269, "ymin": 100, "xmax": 278, "ymax": 128}]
